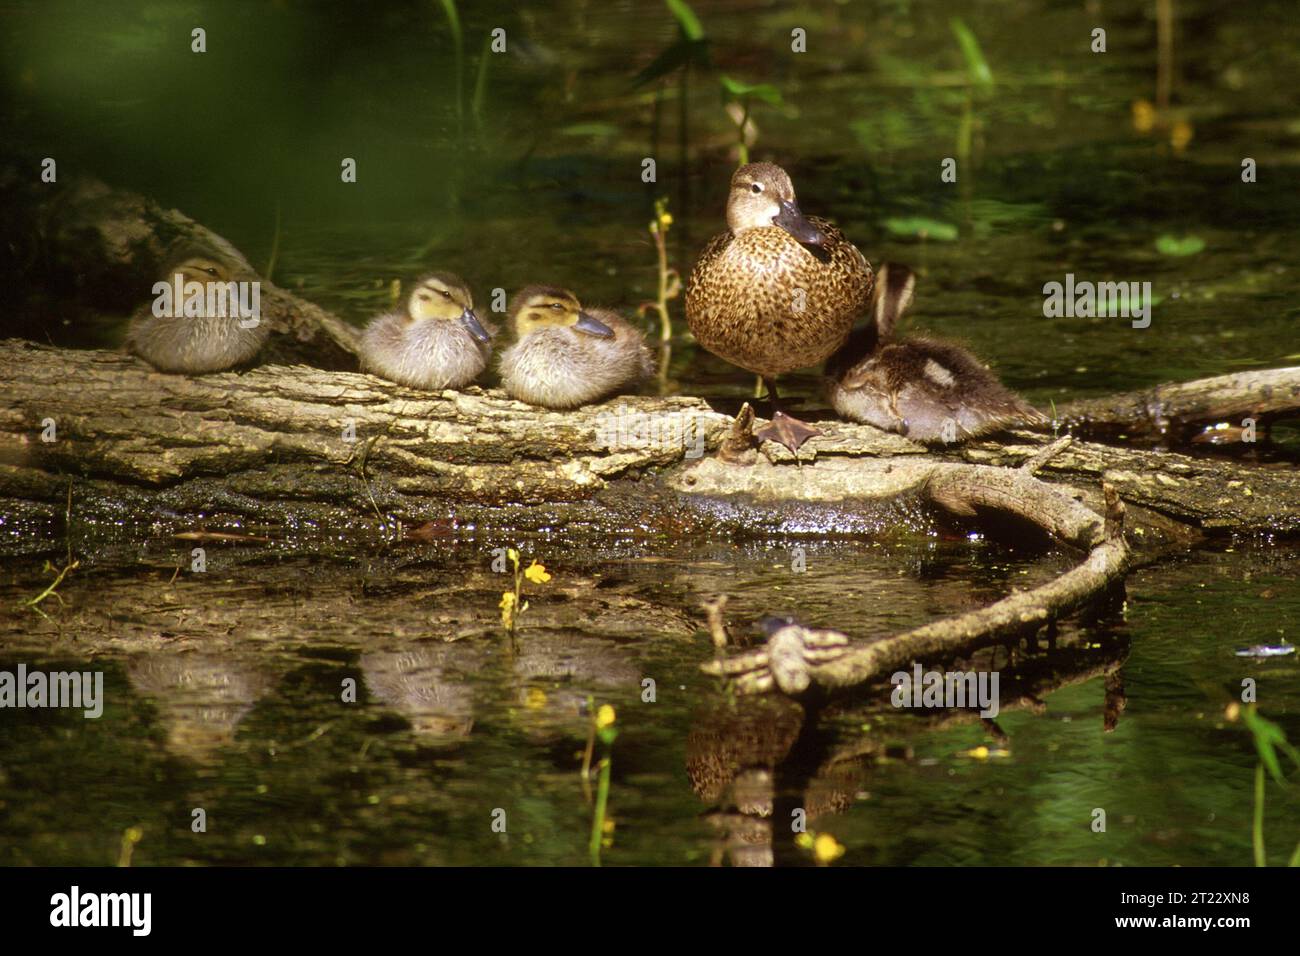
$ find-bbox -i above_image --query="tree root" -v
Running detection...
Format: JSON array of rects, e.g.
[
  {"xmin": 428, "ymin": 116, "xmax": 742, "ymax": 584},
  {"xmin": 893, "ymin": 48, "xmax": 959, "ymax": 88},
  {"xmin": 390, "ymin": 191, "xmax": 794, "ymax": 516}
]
[{"xmin": 701, "ymin": 468, "xmax": 1132, "ymax": 698}]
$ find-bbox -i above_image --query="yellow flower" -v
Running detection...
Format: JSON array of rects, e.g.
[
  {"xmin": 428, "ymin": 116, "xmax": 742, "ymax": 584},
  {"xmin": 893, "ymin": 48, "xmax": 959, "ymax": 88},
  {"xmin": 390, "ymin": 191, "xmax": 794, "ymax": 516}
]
[
  {"xmin": 525, "ymin": 687, "xmax": 547, "ymax": 710},
  {"xmin": 659, "ymin": 211, "xmax": 674, "ymax": 228},
  {"xmin": 1170, "ymin": 120, "xmax": 1193, "ymax": 152},
  {"xmin": 524, "ymin": 561, "xmax": 551, "ymax": 584},
  {"xmin": 499, "ymin": 590, "xmax": 517, "ymax": 626},
  {"xmin": 794, "ymin": 833, "xmax": 814, "ymax": 850},
  {"xmin": 1131, "ymin": 99, "xmax": 1155, "ymax": 133},
  {"xmin": 813, "ymin": 832, "xmax": 845, "ymax": 864},
  {"xmin": 595, "ymin": 704, "xmax": 616, "ymax": 729}
]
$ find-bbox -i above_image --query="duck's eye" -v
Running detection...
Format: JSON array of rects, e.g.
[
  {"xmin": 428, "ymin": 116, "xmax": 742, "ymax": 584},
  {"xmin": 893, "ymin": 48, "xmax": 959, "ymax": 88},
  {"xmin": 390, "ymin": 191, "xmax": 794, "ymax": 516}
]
[
  {"xmin": 438, "ymin": 289, "xmax": 452, "ymax": 299},
  {"xmin": 750, "ymin": 183, "xmax": 763, "ymax": 194},
  {"xmin": 550, "ymin": 303, "xmax": 563, "ymax": 311},
  {"xmin": 204, "ymin": 267, "xmax": 219, "ymax": 276}
]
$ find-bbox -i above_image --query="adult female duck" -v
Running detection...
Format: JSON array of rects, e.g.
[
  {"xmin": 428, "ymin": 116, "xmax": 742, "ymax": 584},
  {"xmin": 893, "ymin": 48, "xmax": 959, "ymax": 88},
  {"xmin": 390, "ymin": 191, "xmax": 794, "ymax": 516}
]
[{"xmin": 686, "ymin": 162, "xmax": 874, "ymax": 451}]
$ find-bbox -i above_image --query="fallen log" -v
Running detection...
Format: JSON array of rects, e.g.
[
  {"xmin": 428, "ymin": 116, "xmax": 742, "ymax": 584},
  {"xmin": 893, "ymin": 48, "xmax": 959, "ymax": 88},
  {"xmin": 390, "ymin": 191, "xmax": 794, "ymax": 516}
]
[
  {"xmin": 700, "ymin": 468, "xmax": 1132, "ymax": 697},
  {"xmin": 1058, "ymin": 366, "xmax": 1300, "ymax": 443},
  {"xmin": 1, "ymin": 169, "xmax": 359, "ymax": 368},
  {"xmin": 2, "ymin": 340, "xmax": 1299, "ymax": 545}
]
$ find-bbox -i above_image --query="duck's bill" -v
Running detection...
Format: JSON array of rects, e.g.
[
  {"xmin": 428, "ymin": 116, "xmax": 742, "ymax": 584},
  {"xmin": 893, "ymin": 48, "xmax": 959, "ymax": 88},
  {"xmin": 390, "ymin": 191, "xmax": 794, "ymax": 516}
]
[
  {"xmin": 459, "ymin": 309, "xmax": 492, "ymax": 343},
  {"xmin": 773, "ymin": 200, "xmax": 826, "ymax": 246},
  {"xmin": 575, "ymin": 312, "xmax": 615, "ymax": 338}
]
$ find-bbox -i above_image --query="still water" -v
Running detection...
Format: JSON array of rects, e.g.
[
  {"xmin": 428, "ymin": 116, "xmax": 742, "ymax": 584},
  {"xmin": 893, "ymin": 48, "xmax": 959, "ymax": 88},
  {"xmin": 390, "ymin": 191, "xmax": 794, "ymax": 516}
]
[{"xmin": 1, "ymin": 0, "xmax": 1298, "ymax": 865}]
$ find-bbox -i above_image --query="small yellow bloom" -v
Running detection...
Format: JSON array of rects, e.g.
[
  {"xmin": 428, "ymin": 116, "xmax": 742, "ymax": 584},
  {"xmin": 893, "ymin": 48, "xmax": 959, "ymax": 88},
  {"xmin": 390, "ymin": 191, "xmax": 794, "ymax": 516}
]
[
  {"xmin": 813, "ymin": 832, "xmax": 845, "ymax": 864},
  {"xmin": 1131, "ymin": 99, "xmax": 1156, "ymax": 133},
  {"xmin": 1170, "ymin": 120, "xmax": 1193, "ymax": 152},
  {"xmin": 500, "ymin": 590, "xmax": 518, "ymax": 626},
  {"xmin": 595, "ymin": 704, "xmax": 616, "ymax": 729},
  {"xmin": 524, "ymin": 561, "xmax": 552, "ymax": 584},
  {"xmin": 966, "ymin": 745, "xmax": 990, "ymax": 761},
  {"xmin": 659, "ymin": 211, "xmax": 674, "ymax": 228},
  {"xmin": 525, "ymin": 687, "xmax": 548, "ymax": 709},
  {"xmin": 794, "ymin": 833, "xmax": 814, "ymax": 850}
]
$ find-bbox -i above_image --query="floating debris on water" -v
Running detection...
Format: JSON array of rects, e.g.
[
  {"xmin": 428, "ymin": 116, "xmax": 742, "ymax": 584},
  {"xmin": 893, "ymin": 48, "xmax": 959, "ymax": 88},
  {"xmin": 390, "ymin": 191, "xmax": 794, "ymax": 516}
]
[{"xmin": 1234, "ymin": 643, "xmax": 1295, "ymax": 658}]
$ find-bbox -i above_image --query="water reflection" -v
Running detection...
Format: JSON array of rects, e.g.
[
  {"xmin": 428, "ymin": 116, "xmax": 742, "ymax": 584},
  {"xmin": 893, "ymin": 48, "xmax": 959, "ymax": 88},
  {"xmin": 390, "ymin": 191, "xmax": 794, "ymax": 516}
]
[
  {"xmin": 361, "ymin": 646, "xmax": 484, "ymax": 740},
  {"xmin": 128, "ymin": 652, "xmax": 275, "ymax": 761}
]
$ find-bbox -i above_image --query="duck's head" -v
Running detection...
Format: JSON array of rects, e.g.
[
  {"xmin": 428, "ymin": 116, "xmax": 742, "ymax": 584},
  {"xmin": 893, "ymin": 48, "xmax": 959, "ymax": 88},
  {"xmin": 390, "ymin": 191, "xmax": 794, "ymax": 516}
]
[
  {"xmin": 726, "ymin": 162, "xmax": 826, "ymax": 246},
  {"xmin": 166, "ymin": 256, "xmax": 234, "ymax": 285},
  {"xmin": 406, "ymin": 273, "xmax": 490, "ymax": 343},
  {"xmin": 508, "ymin": 286, "xmax": 615, "ymax": 339}
]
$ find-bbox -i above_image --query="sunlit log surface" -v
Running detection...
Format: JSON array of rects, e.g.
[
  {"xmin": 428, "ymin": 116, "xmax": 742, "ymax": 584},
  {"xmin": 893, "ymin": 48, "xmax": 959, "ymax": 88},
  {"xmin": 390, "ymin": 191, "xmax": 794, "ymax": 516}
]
[
  {"xmin": 1058, "ymin": 366, "xmax": 1300, "ymax": 441},
  {"xmin": 2, "ymin": 340, "xmax": 1298, "ymax": 546}
]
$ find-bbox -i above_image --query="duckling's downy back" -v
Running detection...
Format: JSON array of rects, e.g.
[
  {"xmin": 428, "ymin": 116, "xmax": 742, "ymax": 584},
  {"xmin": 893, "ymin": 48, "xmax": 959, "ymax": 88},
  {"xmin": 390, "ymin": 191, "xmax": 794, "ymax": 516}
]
[{"xmin": 500, "ymin": 309, "xmax": 652, "ymax": 409}]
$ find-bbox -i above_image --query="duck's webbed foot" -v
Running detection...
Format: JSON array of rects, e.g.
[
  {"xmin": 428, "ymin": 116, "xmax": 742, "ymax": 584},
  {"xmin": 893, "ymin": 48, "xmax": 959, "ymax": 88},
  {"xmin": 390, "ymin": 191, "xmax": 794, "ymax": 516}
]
[{"xmin": 755, "ymin": 410, "xmax": 822, "ymax": 454}]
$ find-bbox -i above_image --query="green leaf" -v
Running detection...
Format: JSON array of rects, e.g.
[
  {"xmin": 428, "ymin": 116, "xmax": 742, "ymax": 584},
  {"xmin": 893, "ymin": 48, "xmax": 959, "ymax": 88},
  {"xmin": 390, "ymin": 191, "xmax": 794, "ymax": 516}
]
[
  {"xmin": 1242, "ymin": 707, "xmax": 1300, "ymax": 784},
  {"xmin": 666, "ymin": 0, "xmax": 705, "ymax": 41},
  {"xmin": 558, "ymin": 122, "xmax": 622, "ymax": 138},
  {"xmin": 437, "ymin": 0, "xmax": 461, "ymax": 45},
  {"xmin": 1155, "ymin": 234, "xmax": 1206, "ymax": 256},
  {"xmin": 882, "ymin": 216, "xmax": 960, "ymax": 242},
  {"xmin": 950, "ymin": 18, "xmax": 993, "ymax": 88},
  {"xmin": 631, "ymin": 38, "xmax": 709, "ymax": 87},
  {"xmin": 720, "ymin": 74, "xmax": 784, "ymax": 106}
]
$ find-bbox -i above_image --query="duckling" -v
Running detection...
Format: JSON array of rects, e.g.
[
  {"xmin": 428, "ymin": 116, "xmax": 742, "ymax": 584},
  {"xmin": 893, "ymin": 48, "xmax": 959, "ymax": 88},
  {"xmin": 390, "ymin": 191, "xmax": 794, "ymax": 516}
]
[
  {"xmin": 498, "ymin": 286, "xmax": 653, "ymax": 409},
  {"xmin": 359, "ymin": 272, "xmax": 492, "ymax": 390},
  {"xmin": 686, "ymin": 162, "xmax": 874, "ymax": 452},
  {"xmin": 825, "ymin": 264, "xmax": 1047, "ymax": 443},
  {"xmin": 126, "ymin": 255, "xmax": 269, "ymax": 374}
]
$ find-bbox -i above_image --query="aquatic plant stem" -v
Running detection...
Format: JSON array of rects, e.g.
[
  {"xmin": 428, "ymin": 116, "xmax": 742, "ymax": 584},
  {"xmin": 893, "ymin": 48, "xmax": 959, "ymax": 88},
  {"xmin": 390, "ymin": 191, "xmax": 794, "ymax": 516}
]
[
  {"xmin": 437, "ymin": 0, "xmax": 465, "ymax": 138},
  {"xmin": 735, "ymin": 99, "xmax": 751, "ymax": 166},
  {"xmin": 265, "ymin": 201, "xmax": 282, "ymax": 283},
  {"xmin": 588, "ymin": 756, "xmax": 611, "ymax": 865},
  {"xmin": 1253, "ymin": 763, "xmax": 1266, "ymax": 866},
  {"xmin": 471, "ymin": 32, "xmax": 492, "ymax": 131},
  {"xmin": 22, "ymin": 558, "xmax": 79, "ymax": 613},
  {"xmin": 580, "ymin": 718, "xmax": 596, "ymax": 805}
]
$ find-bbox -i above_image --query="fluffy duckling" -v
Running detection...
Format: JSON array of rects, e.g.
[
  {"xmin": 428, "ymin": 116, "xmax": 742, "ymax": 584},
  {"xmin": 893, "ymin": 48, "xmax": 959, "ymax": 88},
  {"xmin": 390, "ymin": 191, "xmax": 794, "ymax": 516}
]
[
  {"xmin": 826, "ymin": 264, "xmax": 1046, "ymax": 443},
  {"xmin": 126, "ymin": 255, "xmax": 269, "ymax": 374},
  {"xmin": 360, "ymin": 272, "xmax": 492, "ymax": 390},
  {"xmin": 499, "ymin": 286, "xmax": 653, "ymax": 409},
  {"xmin": 686, "ymin": 162, "xmax": 874, "ymax": 451}
]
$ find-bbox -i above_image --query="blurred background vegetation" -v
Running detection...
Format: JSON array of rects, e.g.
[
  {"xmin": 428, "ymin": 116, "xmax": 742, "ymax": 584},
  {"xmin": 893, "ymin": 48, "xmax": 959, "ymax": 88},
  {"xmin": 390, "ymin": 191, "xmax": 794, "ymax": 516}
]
[{"xmin": 4, "ymin": 0, "xmax": 1299, "ymax": 406}]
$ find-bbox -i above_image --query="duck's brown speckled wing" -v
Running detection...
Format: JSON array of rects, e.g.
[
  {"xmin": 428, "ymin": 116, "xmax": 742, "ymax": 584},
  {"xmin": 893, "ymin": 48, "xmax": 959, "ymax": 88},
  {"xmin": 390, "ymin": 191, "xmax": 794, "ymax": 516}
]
[{"xmin": 686, "ymin": 217, "xmax": 873, "ymax": 378}]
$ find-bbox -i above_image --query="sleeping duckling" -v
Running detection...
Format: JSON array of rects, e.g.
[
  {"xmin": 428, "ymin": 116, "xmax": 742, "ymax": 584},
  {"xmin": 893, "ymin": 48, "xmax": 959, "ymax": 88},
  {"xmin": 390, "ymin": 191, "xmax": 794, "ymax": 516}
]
[
  {"xmin": 826, "ymin": 264, "xmax": 1046, "ymax": 443},
  {"xmin": 499, "ymin": 286, "xmax": 653, "ymax": 409},
  {"xmin": 360, "ymin": 272, "xmax": 493, "ymax": 390},
  {"xmin": 126, "ymin": 255, "xmax": 270, "ymax": 374},
  {"xmin": 686, "ymin": 162, "xmax": 874, "ymax": 452}
]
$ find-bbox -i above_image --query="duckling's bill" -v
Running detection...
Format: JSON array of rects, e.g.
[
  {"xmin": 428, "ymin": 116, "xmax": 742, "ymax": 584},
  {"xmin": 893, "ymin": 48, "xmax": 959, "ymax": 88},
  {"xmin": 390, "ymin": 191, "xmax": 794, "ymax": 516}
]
[
  {"xmin": 459, "ymin": 308, "xmax": 492, "ymax": 343},
  {"xmin": 575, "ymin": 312, "xmax": 615, "ymax": 337}
]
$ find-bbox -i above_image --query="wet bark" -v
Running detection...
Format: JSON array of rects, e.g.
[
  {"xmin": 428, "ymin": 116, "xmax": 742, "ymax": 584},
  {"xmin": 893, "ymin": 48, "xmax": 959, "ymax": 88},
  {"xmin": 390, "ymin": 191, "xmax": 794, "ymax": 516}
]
[
  {"xmin": 1058, "ymin": 366, "xmax": 1300, "ymax": 442},
  {"xmin": 3, "ymin": 340, "xmax": 1299, "ymax": 546}
]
